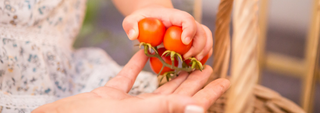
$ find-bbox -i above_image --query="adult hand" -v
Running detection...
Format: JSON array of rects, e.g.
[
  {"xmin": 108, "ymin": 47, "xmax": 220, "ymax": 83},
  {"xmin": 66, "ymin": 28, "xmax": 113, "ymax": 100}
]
[{"xmin": 33, "ymin": 50, "xmax": 229, "ymax": 113}]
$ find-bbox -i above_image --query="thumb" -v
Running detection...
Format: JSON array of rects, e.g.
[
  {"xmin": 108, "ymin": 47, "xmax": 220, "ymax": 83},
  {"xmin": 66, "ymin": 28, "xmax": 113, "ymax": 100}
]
[{"xmin": 122, "ymin": 13, "xmax": 145, "ymax": 40}]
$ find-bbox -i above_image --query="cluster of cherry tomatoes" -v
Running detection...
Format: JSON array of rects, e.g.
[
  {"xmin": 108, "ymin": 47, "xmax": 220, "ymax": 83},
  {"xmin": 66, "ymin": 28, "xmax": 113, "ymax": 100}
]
[{"xmin": 137, "ymin": 18, "xmax": 209, "ymax": 79}]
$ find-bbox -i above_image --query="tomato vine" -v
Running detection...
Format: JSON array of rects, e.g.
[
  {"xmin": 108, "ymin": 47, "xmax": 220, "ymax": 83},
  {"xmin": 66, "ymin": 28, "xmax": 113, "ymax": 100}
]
[{"xmin": 139, "ymin": 43, "xmax": 204, "ymax": 82}]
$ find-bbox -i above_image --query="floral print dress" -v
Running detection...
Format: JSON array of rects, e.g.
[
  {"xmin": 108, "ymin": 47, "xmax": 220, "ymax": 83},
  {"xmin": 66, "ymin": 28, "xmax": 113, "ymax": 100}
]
[{"xmin": 0, "ymin": 0, "xmax": 158, "ymax": 112}]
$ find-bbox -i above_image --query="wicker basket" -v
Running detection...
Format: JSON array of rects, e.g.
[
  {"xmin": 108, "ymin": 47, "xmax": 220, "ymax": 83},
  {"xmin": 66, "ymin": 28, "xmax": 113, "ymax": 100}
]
[
  {"xmin": 206, "ymin": 75, "xmax": 305, "ymax": 113},
  {"xmin": 159, "ymin": 0, "xmax": 305, "ymax": 112}
]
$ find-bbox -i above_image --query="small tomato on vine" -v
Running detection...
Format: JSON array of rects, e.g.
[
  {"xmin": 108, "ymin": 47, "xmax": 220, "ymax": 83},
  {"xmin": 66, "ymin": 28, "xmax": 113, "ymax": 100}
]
[
  {"xmin": 150, "ymin": 48, "xmax": 178, "ymax": 75},
  {"xmin": 163, "ymin": 26, "xmax": 192, "ymax": 55},
  {"xmin": 138, "ymin": 18, "xmax": 166, "ymax": 47},
  {"xmin": 185, "ymin": 54, "xmax": 209, "ymax": 66}
]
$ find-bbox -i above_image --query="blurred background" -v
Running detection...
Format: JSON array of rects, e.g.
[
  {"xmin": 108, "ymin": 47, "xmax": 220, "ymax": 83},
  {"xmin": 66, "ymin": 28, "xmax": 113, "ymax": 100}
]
[{"xmin": 73, "ymin": 0, "xmax": 319, "ymax": 112}]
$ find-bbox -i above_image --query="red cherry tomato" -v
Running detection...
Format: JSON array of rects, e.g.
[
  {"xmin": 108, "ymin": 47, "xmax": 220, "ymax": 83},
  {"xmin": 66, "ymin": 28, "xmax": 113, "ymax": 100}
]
[
  {"xmin": 150, "ymin": 48, "xmax": 178, "ymax": 75},
  {"xmin": 138, "ymin": 18, "xmax": 166, "ymax": 47},
  {"xmin": 200, "ymin": 54, "xmax": 209, "ymax": 64},
  {"xmin": 163, "ymin": 26, "xmax": 192, "ymax": 55}
]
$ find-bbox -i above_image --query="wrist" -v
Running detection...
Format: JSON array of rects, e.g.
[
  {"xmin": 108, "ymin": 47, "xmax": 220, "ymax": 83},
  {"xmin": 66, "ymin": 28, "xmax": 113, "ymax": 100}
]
[
  {"xmin": 132, "ymin": 2, "xmax": 174, "ymax": 13},
  {"xmin": 141, "ymin": 4, "xmax": 173, "ymax": 9}
]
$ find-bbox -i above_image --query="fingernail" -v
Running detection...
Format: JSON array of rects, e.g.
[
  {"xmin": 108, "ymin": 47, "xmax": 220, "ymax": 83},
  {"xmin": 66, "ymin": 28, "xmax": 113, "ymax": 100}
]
[
  {"xmin": 128, "ymin": 29, "xmax": 136, "ymax": 40},
  {"xmin": 184, "ymin": 105, "xmax": 204, "ymax": 113},
  {"xmin": 183, "ymin": 37, "xmax": 192, "ymax": 45},
  {"xmin": 221, "ymin": 78, "xmax": 231, "ymax": 89}
]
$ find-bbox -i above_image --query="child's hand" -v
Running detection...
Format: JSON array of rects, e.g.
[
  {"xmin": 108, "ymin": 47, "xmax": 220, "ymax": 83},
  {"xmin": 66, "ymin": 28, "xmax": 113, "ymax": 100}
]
[
  {"xmin": 122, "ymin": 5, "xmax": 213, "ymax": 60},
  {"xmin": 33, "ymin": 50, "xmax": 229, "ymax": 113}
]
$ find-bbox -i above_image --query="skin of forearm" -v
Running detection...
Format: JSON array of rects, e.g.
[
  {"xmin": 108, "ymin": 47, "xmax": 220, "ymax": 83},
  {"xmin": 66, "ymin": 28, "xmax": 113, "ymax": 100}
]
[{"xmin": 111, "ymin": 0, "xmax": 174, "ymax": 16}]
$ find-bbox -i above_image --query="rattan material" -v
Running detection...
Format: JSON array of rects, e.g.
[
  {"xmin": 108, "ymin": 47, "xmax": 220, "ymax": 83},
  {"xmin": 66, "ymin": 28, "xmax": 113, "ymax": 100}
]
[
  {"xmin": 158, "ymin": 0, "xmax": 305, "ymax": 112},
  {"xmin": 225, "ymin": 0, "xmax": 259, "ymax": 112},
  {"xmin": 211, "ymin": 0, "xmax": 232, "ymax": 79},
  {"xmin": 208, "ymin": 0, "xmax": 304, "ymax": 112},
  {"xmin": 206, "ymin": 75, "xmax": 305, "ymax": 113}
]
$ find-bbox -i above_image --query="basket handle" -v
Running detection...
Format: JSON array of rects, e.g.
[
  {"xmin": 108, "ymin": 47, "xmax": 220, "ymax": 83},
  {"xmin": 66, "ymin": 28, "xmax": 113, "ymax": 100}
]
[
  {"xmin": 225, "ymin": 0, "xmax": 260, "ymax": 113},
  {"xmin": 209, "ymin": 0, "xmax": 259, "ymax": 112},
  {"xmin": 211, "ymin": 0, "xmax": 233, "ymax": 80}
]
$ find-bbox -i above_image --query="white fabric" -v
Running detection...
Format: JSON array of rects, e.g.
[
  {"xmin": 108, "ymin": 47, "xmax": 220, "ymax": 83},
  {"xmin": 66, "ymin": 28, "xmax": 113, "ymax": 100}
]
[{"xmin": 0, "ymin": 0, "xmax": 158, "ymax": 112}]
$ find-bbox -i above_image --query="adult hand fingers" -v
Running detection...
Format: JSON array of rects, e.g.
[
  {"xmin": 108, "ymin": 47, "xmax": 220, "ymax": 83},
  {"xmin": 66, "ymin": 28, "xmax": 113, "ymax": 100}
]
[
  {"xmin": 138, "ymin": 95, "xmax": 201, "ymax": 113},
  {"xmin": 33, "ymin": 92, "xmax": 99, "ymax": 113},
  {"xmin": 105, "ymin": 50, "xmax": 148, "ymax": 93},
  {"xmin": 173, "ymin": 65, "xmax": 213, "ymax": 96},
  {"xmin": 153, "ymin": 72, "xmax": 189, "ymax": 95},
  {"xmin": 192, "ymin": 78, "xmax": 230, "ymax": 109}
]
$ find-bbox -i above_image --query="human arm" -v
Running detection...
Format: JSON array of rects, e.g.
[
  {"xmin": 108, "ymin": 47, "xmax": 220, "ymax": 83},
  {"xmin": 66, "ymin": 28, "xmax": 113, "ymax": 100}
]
[
  {"xmin": 32, "ymin": 50, "xmax": 229, "ymax": 113},
  {"xmin": 112, "ymin": 0, "xmax": 213, "ymax": 60}
]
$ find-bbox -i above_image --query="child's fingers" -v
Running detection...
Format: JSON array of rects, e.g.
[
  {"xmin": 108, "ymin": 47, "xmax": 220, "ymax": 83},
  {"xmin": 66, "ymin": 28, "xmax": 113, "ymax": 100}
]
[
  {"xmin": 123, "ymin": 8, "xmax": 213, "ymax": 60},
  {"xmin": 122, "ymin": 12, "xmax": 145, "ymax": 40},
  {"xmin": 196, "ymin": 25, "xmax": 213, "ymax": 60},
  {"xmin": 172, "ymin": 11, "xmax": 198, "ymax": 45},
  {"xmin": 158, "ymin": 10, "xmax": 197, "ymax": 45},
  {"xmin": 123, "ymin": 7, "xmax": 198, "ymax": 44},
  {"xmin": 122, "ymin": 6, "xmax": 201, "ymax": 48},
  {"xmin": 183, "ymin": 22, "xmax": 207, "ymax": 59},
  {"xmin": 208, "ymin": 48, "xmax": 213, "ymax": 58}
]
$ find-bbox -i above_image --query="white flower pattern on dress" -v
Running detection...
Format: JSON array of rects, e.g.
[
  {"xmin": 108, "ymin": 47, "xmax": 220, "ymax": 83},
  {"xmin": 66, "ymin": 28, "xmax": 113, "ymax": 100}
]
[{"xmin": 0, "ymin": 0, "xmax": 158, "ymax": 112}]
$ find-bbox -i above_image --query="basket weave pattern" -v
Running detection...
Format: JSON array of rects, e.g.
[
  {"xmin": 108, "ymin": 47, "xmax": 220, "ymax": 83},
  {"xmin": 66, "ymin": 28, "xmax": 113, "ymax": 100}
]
[
  {"xmin": 207, "ymin": 76, "xmax": 304, "ymax": 113},
  {"xmin": 207, "ymin": 0, "xmax": 305, "ymax": 112},
  {"xmin": 159, "ymin": 0, "xmax": 306, "ymax": 112}
]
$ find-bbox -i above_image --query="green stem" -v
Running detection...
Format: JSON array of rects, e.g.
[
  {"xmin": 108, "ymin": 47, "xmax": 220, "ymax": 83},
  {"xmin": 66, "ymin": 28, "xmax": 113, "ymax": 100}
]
[
  {"xmin": 158, "ymin": 65, "xmax": 165, "ymax": 75},
  {"xmin": 171, "ymin": 56, "xmax": 175, "ymax": 67},
  {"xmin": 160, "ymin": 76, "xmax": 164, "ymax": 83},
  {"xmin": 143, "ymin": 46, "xmax": 193, "ymax": 72}
]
